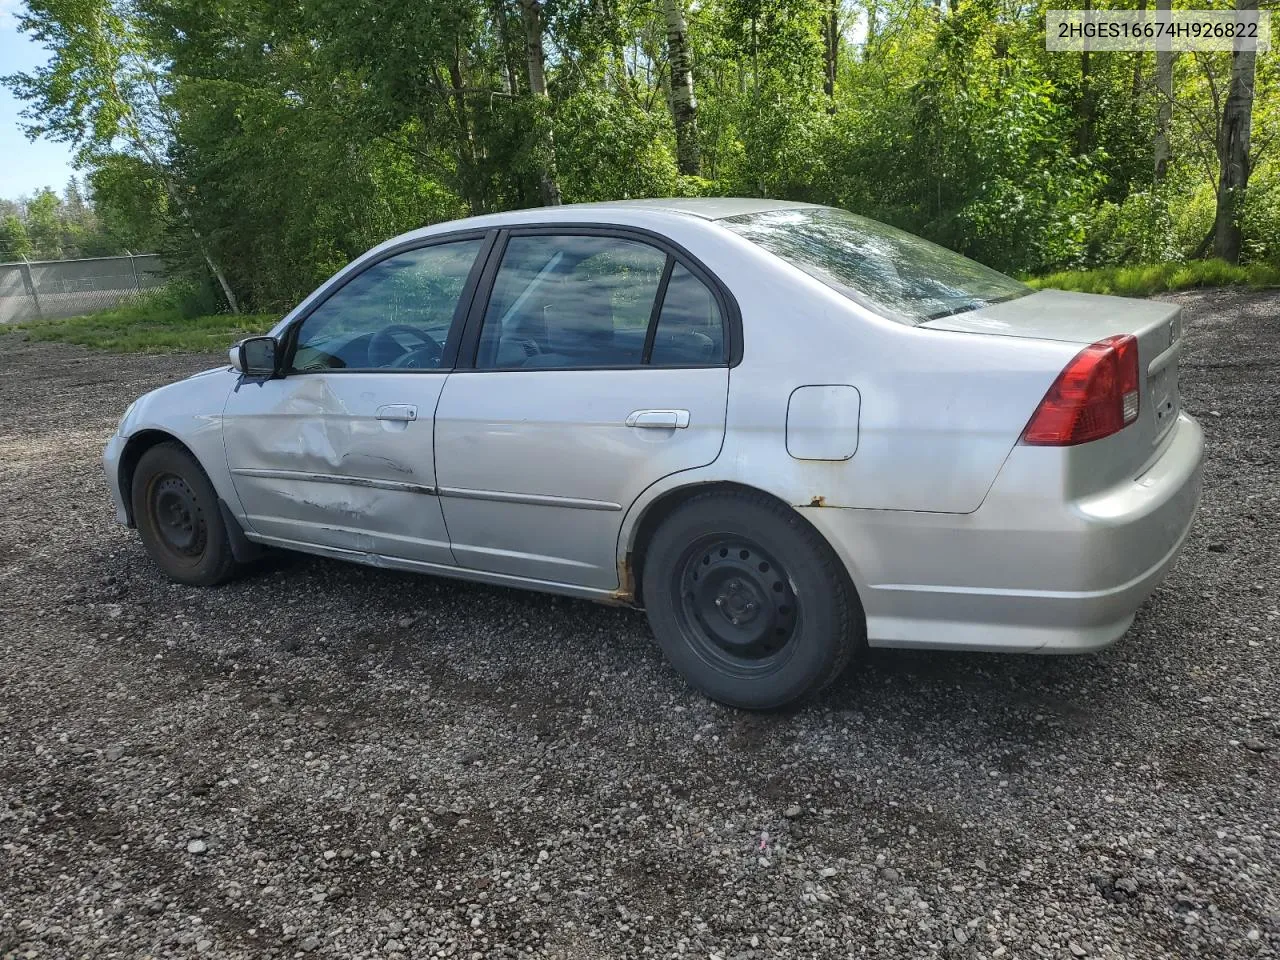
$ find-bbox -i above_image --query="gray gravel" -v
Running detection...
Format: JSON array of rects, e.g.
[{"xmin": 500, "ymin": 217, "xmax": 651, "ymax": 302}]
[{"xmin": 1, "ymin": 287, "xmax": 1277, "ymax": 959}]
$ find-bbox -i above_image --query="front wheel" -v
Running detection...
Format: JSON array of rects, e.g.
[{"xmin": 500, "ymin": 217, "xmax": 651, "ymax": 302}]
[
  {"xmin": 131, "ymin": 443, "xmax": 241, "ymax": 586},
  {"xmin": 642, "ymin": 491, "xmax": 862, "ymax": 709}
]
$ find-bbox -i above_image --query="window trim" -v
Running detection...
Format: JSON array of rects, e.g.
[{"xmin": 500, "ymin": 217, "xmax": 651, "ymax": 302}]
[
  {"xmin": 454, "ymin": 223, "xmax": 742, "ymax": 372},
  {"xmin": 278, "ymin": 228, "xmax": 497, "ymax": 376},
  {"xmin": 641, "ymin": 256, "xmax": 676, "ymax": 365}
]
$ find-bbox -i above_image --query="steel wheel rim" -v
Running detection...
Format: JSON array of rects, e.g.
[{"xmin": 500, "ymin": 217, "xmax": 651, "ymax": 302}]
[
  {"xmin": 673, "ymin": 535, "xmax": 801, "ymax": 676},
  {"xmin": 149, "ymin": 473, "xmax": 207, "ymax": 560}
]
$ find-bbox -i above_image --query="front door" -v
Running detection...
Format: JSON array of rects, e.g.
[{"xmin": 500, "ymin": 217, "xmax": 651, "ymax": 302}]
[
  {"xmin": 223, "ymin": 236, "xmax": 486, "ymax": 563},
  {"xmin": 434, "ymin": 230, "xmax": 731, "ymax": 589}
]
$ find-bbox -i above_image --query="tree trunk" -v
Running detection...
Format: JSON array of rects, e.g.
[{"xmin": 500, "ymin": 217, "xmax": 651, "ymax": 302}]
[
  {"xmin": 822, "ymin": 0, "xmax": 838, "ymax": 107},
  {"xmin": 864, "ymin": 0, "xmax": 878, "ymax": 61},
  {"xmin": 1131, "ymin": 0, "xmax": 1146, "ymax": 97},
  {"xmin": 1213, "ymin": 0, "xmax": 1257, "ymax": 264},
  {"xmin": 447, "ymin": 49, "xmax": 486, "ymax": 215},
  {"xmin": 1152, "ymin": 0, "xmax": 1173, "ymax": 182},
  {"xmin": 490, "ymin": 0, "xmax": 521, "ymax": 96},
  {"xmin": 1077, "ymin": 0, "xmax": 1093, "ymax": 155},
  {"xmin": 751, "ymin": 16, "xmax": 759, "ymax": 99},
  {"xmin": 519, "ymin": 0, "xmax": 562, "ymax": 206},
  {"xmin": 663, "ymin": 0, "xmax": 700, "ymax": 175}
]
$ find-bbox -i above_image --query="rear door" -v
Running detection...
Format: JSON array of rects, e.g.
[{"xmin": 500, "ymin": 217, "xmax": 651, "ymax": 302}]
[
  {"xmin": 433, "ymin": 228, "xmax": 733, "ymax": 589},
  {"xmin": 222, "ymin": 234, "xmax": 489, "ymax": 563}
]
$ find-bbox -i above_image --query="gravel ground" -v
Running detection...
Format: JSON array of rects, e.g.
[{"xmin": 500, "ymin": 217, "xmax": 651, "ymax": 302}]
[{"xmin": 1, "ymin": 288, "xmax": 1277, "ymax": 960}]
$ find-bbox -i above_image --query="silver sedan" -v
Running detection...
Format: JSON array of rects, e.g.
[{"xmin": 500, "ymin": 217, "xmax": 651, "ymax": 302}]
[{"xmin": 103, "ymin": 199, "xmax": 1204, "ymax": 709}]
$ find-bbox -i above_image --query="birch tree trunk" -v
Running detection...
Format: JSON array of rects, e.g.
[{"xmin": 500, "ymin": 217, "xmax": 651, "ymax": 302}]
[
  {"xmin": 1213, "ymin": 0, "xmax": 1257, "ymax": 264},
  {"xmin": 519, "ymin": 0, "xmax": 562, "ymax": 206},
  {"xmin": 663, "ymin": 0, "xmax": 700, "ymax": 175},
  {"xmin": 1152, "ymin": 0, "xmax": 1173, "ymax": 182}
]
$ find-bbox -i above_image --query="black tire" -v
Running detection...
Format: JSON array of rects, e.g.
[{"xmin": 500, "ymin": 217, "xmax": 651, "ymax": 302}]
[
  {"xmin": 130, "ymin": 443, "xmax": 241, "ymax": 587},
  {"xmin": 642, "ymin": 490, "xmax": 863, "ymax": 710}
]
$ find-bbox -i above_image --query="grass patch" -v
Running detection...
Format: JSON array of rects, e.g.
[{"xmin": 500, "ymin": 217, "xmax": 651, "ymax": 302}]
[
  {"xmin": 1030, "ymin": 259, "xmax": 1280, "ymax": 297},
  {"xmin": 13, "ymin": 299, "xmax": 277, "ymax": 353}
]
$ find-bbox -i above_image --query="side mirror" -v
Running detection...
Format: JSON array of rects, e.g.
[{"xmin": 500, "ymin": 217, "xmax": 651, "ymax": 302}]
[{"xmin": 232, "ymin": 336, "xmax": 280, "ymax": 377}]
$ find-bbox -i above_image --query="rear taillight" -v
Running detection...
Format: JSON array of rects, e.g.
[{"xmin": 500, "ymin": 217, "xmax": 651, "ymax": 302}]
[{"xmin": 1021, "ymin": 334, "xmax": 1140, "ymax": 446}]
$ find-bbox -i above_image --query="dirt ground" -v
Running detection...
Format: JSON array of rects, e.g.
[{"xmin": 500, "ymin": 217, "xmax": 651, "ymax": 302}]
[{"xmin": 1, "ymin": 288, "xmax": 1277, "ymax": 959}]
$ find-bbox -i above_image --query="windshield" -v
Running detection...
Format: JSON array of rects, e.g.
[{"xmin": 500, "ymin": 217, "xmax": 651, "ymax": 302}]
[{"xmin": 721, "ymin": 207, "xmax": 1030, "ymax": 324}]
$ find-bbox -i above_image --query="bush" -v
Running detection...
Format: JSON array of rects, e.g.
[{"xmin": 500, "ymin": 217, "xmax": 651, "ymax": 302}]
[
  {"xmin": 1172, "ymin": 183, "xmax": 1217, "ymax": 258},
  {"xmin": 952, "ymin": 165, "xmax": 1098, "ymax": 275},
  {"xmin": 1241, "ymin": 164, "xmax": 1280, "ymax": 264},
  {"xmin": 1081, "ymin": 191, "xmax": 1178, "ymax": 267}
]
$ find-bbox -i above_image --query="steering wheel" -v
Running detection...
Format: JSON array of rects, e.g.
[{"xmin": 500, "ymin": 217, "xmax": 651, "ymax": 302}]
[{"xmin": 368, "ymin": 324, "xmax": 443, "ymax": 369}]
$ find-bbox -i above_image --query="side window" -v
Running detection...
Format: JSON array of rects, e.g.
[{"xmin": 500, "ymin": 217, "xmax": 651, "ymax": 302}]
[
  {"xmin": 290, "ymin": 239, "xmax": 482, "ymax": 372},
  {"xmin": 649, "ymin": 263, "xmax": 725, "ymax": 366},
  {"xmin": 476, "ymin": 235, "xmax": 666, "ymax": 369}
]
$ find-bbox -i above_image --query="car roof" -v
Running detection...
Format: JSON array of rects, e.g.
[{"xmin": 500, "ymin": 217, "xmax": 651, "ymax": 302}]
[
  {"xmin": 397, "ymin": 197, "xmax": 822, "ymax": 239},
  {"xmin": 342, "ymin": 198, "xmax": 825, "ymax": 280},
  {"xmin": 549, "ymin": 197, "xmax": 821, "ymax": 221}
]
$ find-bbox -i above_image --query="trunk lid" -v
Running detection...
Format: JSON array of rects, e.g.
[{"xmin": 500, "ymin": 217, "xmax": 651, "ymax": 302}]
[{"xmin": 922, "ymin": 289, "xmax": 1184, "ymax": 476}]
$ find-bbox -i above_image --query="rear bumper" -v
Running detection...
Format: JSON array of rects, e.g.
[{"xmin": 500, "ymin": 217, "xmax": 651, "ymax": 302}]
[{"xmin": 802, "ymin": 412, "xmax": 1204, "ymax": 652}]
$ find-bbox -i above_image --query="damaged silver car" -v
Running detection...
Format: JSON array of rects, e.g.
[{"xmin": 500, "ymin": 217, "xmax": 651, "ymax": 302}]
[{"xmin": 104, "ymin": 199, "xmax": 1203, "ymax": 709}]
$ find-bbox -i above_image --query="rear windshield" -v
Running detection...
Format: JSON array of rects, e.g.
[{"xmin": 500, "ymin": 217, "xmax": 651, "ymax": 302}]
[{"xmin": 721, "ymin": 207, "xmax": 1030, "ymax": 324}]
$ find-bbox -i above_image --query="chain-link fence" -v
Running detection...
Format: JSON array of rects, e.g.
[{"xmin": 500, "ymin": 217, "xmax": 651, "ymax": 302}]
[{"xmin": 0, "ymin": 254, "xmax": 168, "ymax": 325}]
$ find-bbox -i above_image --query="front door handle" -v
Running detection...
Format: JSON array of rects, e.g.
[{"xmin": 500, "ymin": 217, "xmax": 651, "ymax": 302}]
[
  {"xmin": 376, "ymin": 404, "xmax": 418, "ymax": 422},
  {"xmin": 625, "ymin": 409, "xmax": 690, "ymax": 429}
]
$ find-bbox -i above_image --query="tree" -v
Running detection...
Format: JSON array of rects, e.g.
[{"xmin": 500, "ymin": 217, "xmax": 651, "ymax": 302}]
[
  {"xmin": 2, "ymin": 0, "xmax": 241, "ymax": 310},
  {"xmin": 0, "ymin": 215, "xmax": 34, "ymax": 261},
  {"xmin": 5, "ymin": 0, "xmax": 1275, "ymax": 302},
  {"xmin": 822, "ymin": 0, "xmax": 838, "ymax": 104},
  {"xmin": 520, "ymin": 0, "xmax": 563, "ymax": 205},
  {"xmin": 1213, "ymin": 0, "xmax": 1258, "ymax": 264},
  {"xmin": 25, "ymin": 188, "xmax": 63, "ymax": 259},
  {"xmin": 664, "ymin": 0, "xmax": 701, "ymax": 175},
  {"xmin": 87, "ymin": 152, "xmax": 168, "ymax": 253}
]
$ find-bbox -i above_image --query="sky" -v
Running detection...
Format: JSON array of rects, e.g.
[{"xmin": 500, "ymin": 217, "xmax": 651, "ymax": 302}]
[{"xmin": 0, "ymin": 0, "xmax": 78, "ymax": 201}]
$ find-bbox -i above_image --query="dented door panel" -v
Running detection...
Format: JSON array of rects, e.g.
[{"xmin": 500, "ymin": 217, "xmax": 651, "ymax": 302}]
[{"xmin": 222, "ymin": 373, "xmax": 452, "ymax": 563}]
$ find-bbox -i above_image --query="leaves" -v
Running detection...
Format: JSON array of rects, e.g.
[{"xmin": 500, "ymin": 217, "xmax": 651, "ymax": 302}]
[{"xmin": 3, "ymin": 0, "xmax": 1276, "ymax": 302}]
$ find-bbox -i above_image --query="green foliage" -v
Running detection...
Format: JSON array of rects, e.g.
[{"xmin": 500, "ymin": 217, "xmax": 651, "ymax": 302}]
[
  {"xmin": 23, "ymin": 189, "xmax": 64, "ymax": 258},
  {"xmin": 1171, "ymin": 182, "xmax": 1217, "ymax": 258},
  {"xmin": 1031, "ymin": 260, "xmax": 1280, "ymax": 298},
  {"xmin": 1081, "ymin": 191, "xmax": 1179, "ymax": 268},
  {"xmin": 1, "ymin": 0, "xmax": 156, "ymax": 157},
  {"xmin": 4, "ymin": 0, "xmax": 1277, "ymax": 307},
  {"xmin": 1240, "ymin": 164, "xmax": 1280, "ymax": 264},
  {"xmin": 555, "ymin": 92, "xmax": 680, "ymax": 202},
  {"xmin": 87, "ymin": 154, "xmax": 168, "ymax": 252},
  {"xmin": 0, "ymin": 180, "xmax": 128, "ymax": 261},
  {"xmin": 0, "ymin": 215, "xmax": 34, "ymax": 260}
]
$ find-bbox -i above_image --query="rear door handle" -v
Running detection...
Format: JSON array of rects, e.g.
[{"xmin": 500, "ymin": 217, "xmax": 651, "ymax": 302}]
[
  {"xmin": 625, "ymin": 409, "xmax": 690, "ymax": 429},
  {"xmin": 376, "ymin": 404, "xmax": 418, "ymax": 422}
]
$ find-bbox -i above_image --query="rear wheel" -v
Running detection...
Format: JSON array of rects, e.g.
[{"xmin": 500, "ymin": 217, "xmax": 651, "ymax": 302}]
[
  {"xmin": 642, "ymin": 490, "xmax": 861, "ymax": 709},
  {"xmin": 131, "ymin": 443, "xmax": 240, "ymax": 586}
]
